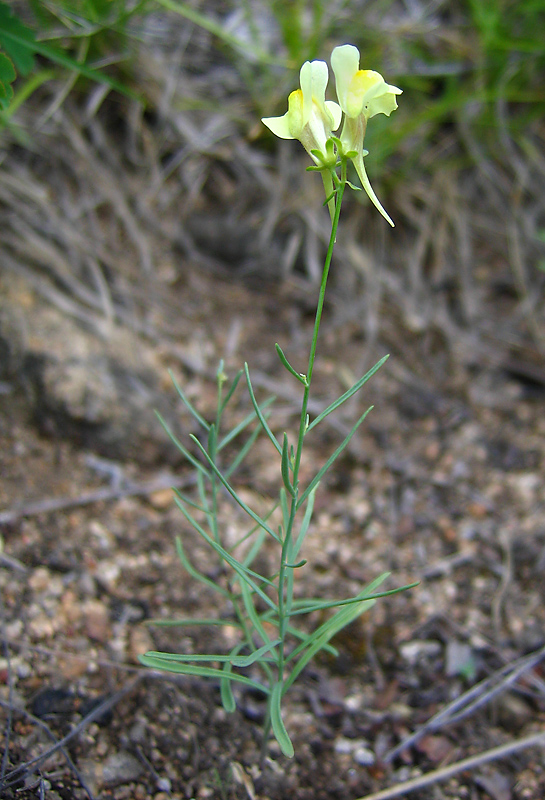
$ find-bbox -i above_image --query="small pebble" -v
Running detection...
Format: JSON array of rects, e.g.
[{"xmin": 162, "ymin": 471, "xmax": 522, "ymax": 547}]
[
  {"xmin": 102, "ymin": 751, "xmax": 143, "ymax": 786},
  {"xmin": 354, "ymin": 746, "xmax": 375, "ymax": 766},
  {"xmin": 399, "ymin": 640, "xmax": 442, "ymax": 664}
]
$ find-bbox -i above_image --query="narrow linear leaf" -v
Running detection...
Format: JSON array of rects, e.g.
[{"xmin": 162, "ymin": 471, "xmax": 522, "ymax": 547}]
[
  {"xmin": 288, "ymin": 581, "xmax": 419, "ymax": 617},
  {"xmin": 219, "ymin": 368, "xmax": 243, "ymax": 414},
  {"xmin": 155, "ymin": 411, "xmax": 210, "ymax": 476},
  {"xmin": 284, "ymin": 574, "xmax": 391, "ymax": 689},
  {"xmin": 241, "ymin": 527, "xmax": 267, "ymax": 569},
  {"xmin": 291, "ymin": 484, "xmax": 317, "ymax": 561},
  {"xmin": 172, "ymin": 488, "xmax": 206, "ymax": 514},
  {"xmin": 224, "ymin": 416, "xmax": 267, "ymax": 479},
  {"xmin": 240, "ymin": 578, "xmax": 275, "ymax": 649},
  {"xmin": 175, "ymin": 536, "xmax": 230, "ymax": 598},
  {"xmin": 141, "ymin": 652, "xmax": 242, "ymax": 664},
  {"xmin": 146, "ymin": 617, "xmax": 242, "ymax": 628},
  {"xmin": 275, "ymin": 343, "xmax": 307, "ymax": 386},
  {"xmin": 219, "ymin": 396, "xmax": 275, "ymax": 452},
  {"xmin": 231, "ymin": 639, "xmax": 282, "ymax": 667},
  {"xmin": 139, "ymin": 654, "xmax": 269, "ymax": 693},
  {"xmin": 173, "ymin": 496, "xmax": 277, "ymax": 615},
  {"xmin": 244, "ymin": 363, "xmax": 282, "ymax": 456},
  {"xmin": 281, "ymin": 433, "xmax": 296, "ymax": 498},
  {"xmin": 221, "ymin": 661, "xmax": 236, "ymax": 712},
  {"xmin": 169, "ymin": 369, "xmax": 210, "ymax": 430},
  {"xmin": 298, "ymin": 407, "xmax": 374, "ymax": 509},
  {"xmin": 286, "ymin": 625, "xmax": 338, "ymax": 658},
  {"xmin": 270, "ymin": 681, "xmax": 294, "ymax": 758},
  {"xmin": 189, "ymin": 434, "xmax": 281, "ymax": 543},
  {"xmin": 259, "ymin": 608, "xmax": 339, "ymax": 658},
  {"xmin": 307, "ymin": 355, "xmax": 388, "ymax": 432}
]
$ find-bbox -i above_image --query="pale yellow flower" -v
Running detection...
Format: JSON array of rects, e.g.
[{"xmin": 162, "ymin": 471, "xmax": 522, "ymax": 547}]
[
  {"xmin": 262, "ymin": 60, "xmax": 342, "ymax": 165},
  {"xmin": 331, "ymin": 44, "xmax": 401, "ymax": 226}
]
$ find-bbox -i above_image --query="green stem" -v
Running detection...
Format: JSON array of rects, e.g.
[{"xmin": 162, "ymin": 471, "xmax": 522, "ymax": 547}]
[{"xmin": 275, "ymin": 163, "xmax": 348, "ymax": 689}]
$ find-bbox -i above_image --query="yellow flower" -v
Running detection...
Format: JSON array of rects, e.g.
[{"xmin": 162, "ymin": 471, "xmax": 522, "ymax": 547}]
[
  {"xmin": 262, "ymin": 60, "xmax": 342, "ymax": 166},
  {"xmin": 331, "ymin": 44, "xmax": 401, "ymax": 226}
]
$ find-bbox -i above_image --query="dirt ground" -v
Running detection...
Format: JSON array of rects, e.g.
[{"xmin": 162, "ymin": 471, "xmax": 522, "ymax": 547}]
[{"xmin": 1, "ymin": 253, "xmax": 545, "ymax": 799}]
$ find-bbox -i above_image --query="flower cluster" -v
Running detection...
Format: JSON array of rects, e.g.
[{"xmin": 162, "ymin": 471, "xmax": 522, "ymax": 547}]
[{"xmin": 262, "ymin": 44, "xmax": 401, "ymax": 226}]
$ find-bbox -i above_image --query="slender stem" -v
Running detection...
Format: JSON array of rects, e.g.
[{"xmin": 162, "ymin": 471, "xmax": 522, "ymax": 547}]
[{"xmin": 274, "ymin": 163, "xmax": 348, "ymax": 690}]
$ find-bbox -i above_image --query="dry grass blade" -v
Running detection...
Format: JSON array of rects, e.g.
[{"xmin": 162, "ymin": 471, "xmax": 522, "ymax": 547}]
[
  {"xmin": 355, "ymin": 731, "xmax": 545, "ymax": 800},
  {"xmin": 385, "ymin": 643, "xmax": 545, "ymax": 763},
  {"xmin": 0, "ymin": 671, "xmax": 143, "ymax": 797}
]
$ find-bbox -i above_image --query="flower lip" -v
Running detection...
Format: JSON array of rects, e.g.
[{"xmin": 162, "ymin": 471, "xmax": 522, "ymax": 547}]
[
  {"xmin": 262, "ymin": 59, "xmax": 341, "ymax": 159},
  {"xmin": 331, "ymin": 44, "xmax": 402, "ymax": 120}
]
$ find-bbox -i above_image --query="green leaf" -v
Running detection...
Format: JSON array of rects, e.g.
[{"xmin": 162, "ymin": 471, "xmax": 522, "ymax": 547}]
[
  {"xmin": 270, "ymin": 681, "xmax": 294, "ymax": 758},
  {"xmin": 155, "ymin": 411, "xmax": 210, "ymax": 477},
  {"xmin": 139, "ymin": 654, "xmax": 269, "ymax": 694},
  {"xmin": 189, "ymin": 434, "xmax": 281, "ymax": 543},
  {"xmin": 239, "ymin": 578, "xmax": 275, "ymax": 650},
  {"xmin": 244, "ymin": 363, "xmax": 282, "ymax": 456},
  {"xmin": 173, "ymin": 495, "xmax": 277, "ymax": 609},
  {"xmin": 307, "ymin": 355, "xmax": 388, "ymax": 432},
  {"xmin": 288, "ymin": 581, "xmax": 419, "ymax": 617},
  {"xmin": 297, "ymin": 407, "xmax": 374, "ymax": 509},
  {"xmin": 218, "ymin": 396, "xmax": 275, "ymax": 452},
  {"xmin": 231, "ymin": 639, "xmax": 282, "ymax": 667},
  {"xmin": 275, "ymin": 343, "xmax": 307, "ymax": 386},
  {"xmin": 175, "ymin": 535, "xmax": 231, "ymax": 598},
  {"xmin": 0, "ymin": 52, "xmax": 15, "ymax": 110},
  {"xmin": 221, "ymin": 662, "xmax": 236, "ymax": 712},
  {"xmin": 219, "ymin": 368, "xmax": 243, "ymax": 414},
  {"xmin": 146, "ymin": 617, "xmax": 242, "ymax": 628},
  {"xmin": 0, "ymin": 3, "xmax": 36, "ymax": 75},
  {"xmin": 281, "ymin": 433, "xmax": 296, "ymax": 498},
  {"xmin": 169, "ymin": 369, "xmax": 210, "ymax": 431},
  {"xmin": 291, "ymin": 484, "xmax": 317, "ymax": 562},
  {"xmin": 141, "ymin": 652, "xmax": 241, "ymax": 664},
  {"xmin": 0, "ymin": 16, "xmax": 137, "ymax": 100},
  {"xmin": 284, "ymin": 574, "xmax": 391, "ymax": 691}
]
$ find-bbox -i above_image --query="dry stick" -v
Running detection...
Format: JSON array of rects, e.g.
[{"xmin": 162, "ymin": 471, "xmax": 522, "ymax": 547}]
[
  {"xmin": 0, "ymin": 473, "xmax": 194, "ymax": 526},
  {"xmin": 0, "ymin": 698, "xmax": 97, "ymax": 800},
  {"xmin": 355, "ymin": 731, "xmax": 545, "ymax": 800},
  {"xmin": 0, "ymin": 676, "xmax": 142, "ymax": 794},
  {"xmin": 384, "ymin": 642, "xmax": 545, "ymax": 762}
]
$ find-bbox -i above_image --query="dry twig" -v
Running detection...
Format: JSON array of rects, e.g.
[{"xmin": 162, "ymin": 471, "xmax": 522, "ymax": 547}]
[{"xmin": 356, "ymin": 731, "xmax": 545, "ymax": 800}]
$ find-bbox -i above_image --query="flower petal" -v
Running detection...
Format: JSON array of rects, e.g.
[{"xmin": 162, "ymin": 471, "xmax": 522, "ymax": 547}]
[
  {"xmin": 351, "ymin": 70, "xmax": 402, "ymax": 118},
  {"xmin": 331, "ymin": 44, "xmax": 360, "ymax": 115},
  {"xmin": 262, "ymin": 89, "xmax": 303, "ymax": 140},
  {"xmin": 351, "ymin": 150, "xmax": 395, "ymax": 227},
  {"xmin": 325, "ymin": 100, "xmax": 342, "ymax": 131}
]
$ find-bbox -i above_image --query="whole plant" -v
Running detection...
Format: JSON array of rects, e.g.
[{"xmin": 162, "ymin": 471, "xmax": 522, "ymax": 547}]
[{"xmin": 140, "ymin": 44, "xmax": 415, "ymax": 758}]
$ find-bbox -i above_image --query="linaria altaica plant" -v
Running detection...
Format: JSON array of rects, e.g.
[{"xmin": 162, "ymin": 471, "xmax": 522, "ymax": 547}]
[{"xmin": 140, "ymin": 44, "xmax": 416, "ymax": 759}]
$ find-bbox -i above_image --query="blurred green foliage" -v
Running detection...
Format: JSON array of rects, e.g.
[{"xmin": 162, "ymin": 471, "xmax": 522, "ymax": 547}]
[{"xmin": 1, "ymin": 0, "xmax": 543, "ymax": 169}]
